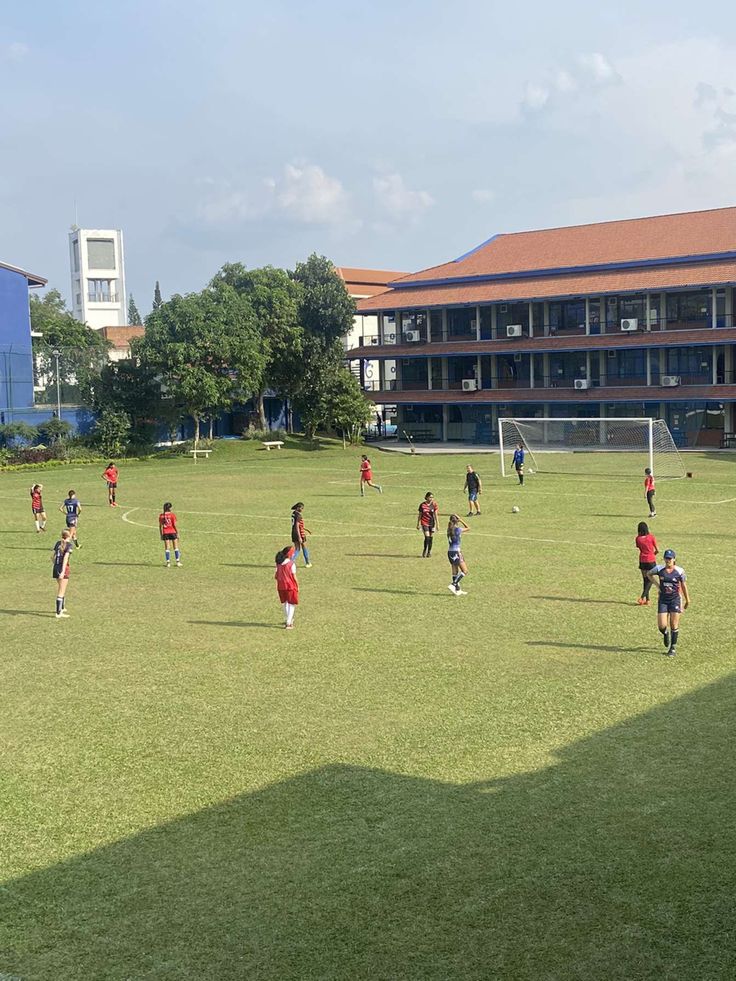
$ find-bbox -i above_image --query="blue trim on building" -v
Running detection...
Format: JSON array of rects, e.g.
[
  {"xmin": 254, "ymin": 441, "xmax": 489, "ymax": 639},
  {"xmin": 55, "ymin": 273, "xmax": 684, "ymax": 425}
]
[
  {"xmin": 388, "ymin": 250, "xmax": 736, "ymax": 290},
  {"xmin": 451, "ymin": 233, "xmax": 501, "ymax": 263}
]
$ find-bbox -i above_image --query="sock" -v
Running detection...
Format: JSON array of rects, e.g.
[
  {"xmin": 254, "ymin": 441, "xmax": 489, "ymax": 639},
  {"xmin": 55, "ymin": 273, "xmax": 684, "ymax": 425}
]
[
  {"xmin": 670, "ymin": 629, "xmax": 679, "ymax": 647},
  {"xmin": 282, "ymin": 602, "xmax": 289, "ymax": 622},
  {"xmin": 56, "ymin": 597, "xmax": 63, "ymax": 614},
  {"xmin": 75, "ymin": 539, "xmax": 80, "ymax": 548},
  {"xmin": 659, "ymin": 626, "xmax": 667, "ymax": 635},
  {"xmin": 174, "ymin": 549, "xmax": 180, "ymax": 561},
  {"xmin": 519, "ymin": 474, "xmax": 524, "ymax": 485},
  {"xmin": 643, "ymin": 579, "xmax": 652, "ymax": 600},
  {"xmin": 286, "ymin": 602, "xmax": 295, "ymax": 625},
  {"xmin": 35, "ymin": 520, "xmax": 40, "ymax": 531},
  {"xmin": 165, "ymin": 549, "xmax": 171, "ymax": 563},
  {"xmin": 427, "ymin": 537, "xmax": 433, "ymax": 555},
  {"xmin": 62, "ymin": 596, "xmax": 66, "ymax": 610},
  {"xmin": 41, "ymin": 520, "xmax": 46, "ymax": 529},
  {"xmin": 422, "ymin": 540, "xmax": 428, "ymax": 556},
  {"xmin": 302, "ymin": 546, "xmax": 310, "ymax": 564}
]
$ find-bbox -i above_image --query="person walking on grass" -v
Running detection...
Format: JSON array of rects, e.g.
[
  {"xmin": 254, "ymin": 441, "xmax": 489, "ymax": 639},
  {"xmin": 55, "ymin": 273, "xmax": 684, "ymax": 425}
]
[
  {"xmin": 463, "ymin": 465, "xmax": 482, "ymax": 516},
  {"xmin": 291, "ymin": 502, "xmax": 312, "ymax": 568},
  {"xmin": 511, "ymin": 443, "xmax": 525, "ymax": 485},
  {"xmin": 417, "ymin": 492, "xmax": 440, "ymax": 557},
  {"xmin": 52, "ymin": 528, "xmax": 73, "ymax": 618},
  {"xmin": 360, "ymin": 454, "xmax": 382, "ymax": 496},
  {"xmin": 101, "ymin": 462, "xmax": 119, "ymax": 507},
  {"xmin": 447, "ymin": 514, "xmax": 470, "ymax": 595},
  {"xmin": 159, "ymin": 502, "xmax": 182, "ymax": 567},
  {"xmin": 275, "ymin": 544, "xmax": 299, "ymax": 629},
  {"xmin": 30, "ymin": 484, "xmax": 47, "ymax": 533},
  {"xmin": 635, "ymin": 521, "xmax": 658, "ymax": 605},
  {"xmin": 648, "ymin": 549, "xmax": 690, "ymax": 658},
  {"xmin": 60, "ymin": 490, "xmax": 82, "ymax": 548},
  {"xmin": 644, "ymin": 467, "xmax": 656, "ymax": 517}
]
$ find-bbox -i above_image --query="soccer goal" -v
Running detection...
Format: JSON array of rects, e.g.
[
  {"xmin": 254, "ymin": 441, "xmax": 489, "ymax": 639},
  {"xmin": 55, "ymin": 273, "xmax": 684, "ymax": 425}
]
[{"xmin": 498, "ymin": 417, "xmax": 686, "ymax": 479}]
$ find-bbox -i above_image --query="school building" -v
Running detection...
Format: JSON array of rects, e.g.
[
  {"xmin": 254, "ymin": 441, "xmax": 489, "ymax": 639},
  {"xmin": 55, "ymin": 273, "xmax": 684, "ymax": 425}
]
[{"xmin": 349, "ymin": 206, "xmax": 736, "ymax": 448}]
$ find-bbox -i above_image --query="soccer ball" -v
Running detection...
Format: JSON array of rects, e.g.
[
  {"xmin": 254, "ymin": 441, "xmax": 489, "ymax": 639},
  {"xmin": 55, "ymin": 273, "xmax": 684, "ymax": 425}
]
[
  {"xmin": 527, "ymin": 469, "xmax": 534, "ymax": 475},
  {"xmin": 512, "ymin": 505, "xmax": 520, "ymax": 513}
]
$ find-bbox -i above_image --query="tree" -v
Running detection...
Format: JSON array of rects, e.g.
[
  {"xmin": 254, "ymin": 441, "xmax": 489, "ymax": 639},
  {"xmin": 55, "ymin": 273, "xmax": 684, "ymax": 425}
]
[
  {"xmin": 94, "ymin": 408, "xmax": 131, "ymax": 457},
  {"xmin": 291, "ymin": 253, "xmax": 356, "ymax": 346},
  {"xmin": 84, "ymin": 358, "xmax": 183, "ymax": 447},
  {"xmin": 213, "ymin": 263, "xmax": 303, "ymax": 428},
  {"xmin": 152, "ymin": 281, "xmax": 163, "ymax": 311},
  {"xmin": 326, "ymin": 369, "xmax": 374, "ymax": 447},
  {"xmin": 136, "ymin": 282, "xmax": 265, "ymax": 446},
  {"xmin": 127, "ymin": 294, "xmax": 143, "ymax": 325},
  {"xmin": 30, "ymin": 290, "xmax": 110, "ymax": 402},
  {"xmin": 0, "ymin": 422, "xmax": 38, "ymax": 448},
  {"xmin": 37, "ymin": 418, "xmax": 73, "ymax": 444}
]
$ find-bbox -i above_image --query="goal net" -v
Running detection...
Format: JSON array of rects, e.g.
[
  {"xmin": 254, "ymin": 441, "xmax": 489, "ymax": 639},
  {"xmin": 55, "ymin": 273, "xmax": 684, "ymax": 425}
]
[{"xmin": 499, "ymin": 417, "xmax": 686, "ymax": 478}]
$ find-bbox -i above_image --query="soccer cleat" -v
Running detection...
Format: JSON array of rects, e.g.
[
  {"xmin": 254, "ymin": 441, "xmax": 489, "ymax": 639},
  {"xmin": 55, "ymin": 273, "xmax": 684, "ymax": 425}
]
[
  {"xmin": 176, "ymin": 561, "xmax": 183, "ymax": 567},
  {"xmin": 447, "ymin": 584, "xmax": 458, "ymax": 594},
  {"xmin": 662, "ymin": 631, "xmax": 670, "ymax": 648},
  {"xmin": 285, "ymin": 623, "xmax": 294, "ymax": 630},
  {"xmin": 636, "ymin": 597, "xmax": 646, "ymax": 605},
  {"xmin": 467, "ymin": 512, "xmax": 473, "ymax": 517},
  {"xmin": 378, "ymin": 485, "xmax": 383, "ymax": 494},
  {"xmin": 55, "ymin": 611, "xmax": 70, "ymax": 619},
  {"xmin": 665, "ymin": 647, "xmax": 676, "ymax": 657},
  {"xmin": 304, "ymin": 563, "xmax": 313, "ymax": 568},
  {"xmin": 455, "ymin": 589, "xmax": 468, "ymax": 596},
  {"xmin": 165, "ymin": 562, "xmax": 171, "ymax": 568}
]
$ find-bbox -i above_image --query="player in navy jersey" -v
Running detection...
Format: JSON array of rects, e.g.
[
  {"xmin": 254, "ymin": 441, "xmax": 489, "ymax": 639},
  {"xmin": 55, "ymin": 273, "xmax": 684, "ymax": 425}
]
[
  {"xmin": 417, "ymin": 492, "xmax": 439, "ymax": 557},
  {"xmin": 52, "ymin": 529, "xmax": 73, "ymax": 618},
  {"xmin": 648, "ymin": 549, "xmax": 690, "ymax": 657},
  {"xmin": 511, "ymin": 444, "xmax": 525, "ymax": 485},
  {"xmin": 59, "ymin": 490, "xmax": 82, "ymax": 548},
  {"xmin": 446, "ymin": 514, "xmax": 470, "ymax": 595}
]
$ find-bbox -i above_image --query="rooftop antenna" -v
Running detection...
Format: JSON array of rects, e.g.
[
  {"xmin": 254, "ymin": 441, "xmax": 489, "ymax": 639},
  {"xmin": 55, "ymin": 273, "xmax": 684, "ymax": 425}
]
[{"xmin": 71, "ymin": 198, "xmax": 79, "ymax": 232}]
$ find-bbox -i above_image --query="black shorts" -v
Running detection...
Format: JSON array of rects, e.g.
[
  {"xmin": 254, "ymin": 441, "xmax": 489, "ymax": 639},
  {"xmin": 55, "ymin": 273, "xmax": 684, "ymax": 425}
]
[
  {"xmin": 66, "ymin": 517, "xmax": 77, "ymax": 528},
  {"xmin": 420, "ymin": 523, "xmax": 436, "ymax": 535},
  {"xmin": 162, "ymin": 533, "xmax": 178, "ymax": 542},
  {"xmin": 107, "ymin": 482, "xmax": 117, "ymax": 489},
  {"xmin": 658, "ymin": 596, "xmax": 682, "ymax": 615},
  {"xmin": 32, "ymin": 507, "xmax": 44, "ymax": 515},
  {"xmin": 639, "ymin": 561, "xmax": 656, "ymax": 573},
  {"xmin": 447, "ymin": 550, "xmax": 463, "ymax": 565}
]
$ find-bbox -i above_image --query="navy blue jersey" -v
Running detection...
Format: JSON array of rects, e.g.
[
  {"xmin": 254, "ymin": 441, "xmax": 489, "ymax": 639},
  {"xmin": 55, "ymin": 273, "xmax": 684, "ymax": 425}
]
[
  {"xmin": 63, "ymin": 498, "xmax": 80, "ymax": 517},
  {"xmin": 512, "ymin": 448, "xmax": 525, "ymax": 468},
  {"xmin": 447, "ymin": 524, "xmax": 463, "ymax": 552},
  {"xmin": 653, "ymin": 564, "xmax": 686, "ymax": 598},
  {"xmin": 52, "ymin": 539, "xmax": 72, "ymax": 577}
]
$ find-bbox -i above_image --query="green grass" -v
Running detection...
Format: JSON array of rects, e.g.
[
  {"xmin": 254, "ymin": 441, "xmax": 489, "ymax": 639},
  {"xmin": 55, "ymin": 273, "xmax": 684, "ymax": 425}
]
[{"xmin": 1, "ymin": 440, "xmax": 735, "ymax": 980}]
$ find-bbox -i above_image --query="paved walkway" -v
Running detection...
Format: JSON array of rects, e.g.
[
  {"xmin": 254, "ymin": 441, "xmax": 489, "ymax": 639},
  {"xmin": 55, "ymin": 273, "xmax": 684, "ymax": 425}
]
[{"xmin": 374, "ymin": 440, "xmax": 499, "ymax": 455}]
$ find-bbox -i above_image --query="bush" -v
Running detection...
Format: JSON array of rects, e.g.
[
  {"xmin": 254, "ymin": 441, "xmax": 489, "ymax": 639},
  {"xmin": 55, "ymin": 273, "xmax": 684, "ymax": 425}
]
[
  {"xmin": 94, "ymin": 408, "xmax": 131, "ymax": 457},
  {"xmin": 241, "ymin": 426, "xmax": 287, "ymax": 442},
  {"xmin": 37, "ymin": 418, "xmax": 73, "ymax": 444},
  {"xmin": 0, "ymin": 422, "xmax": 39, "ymax": 448}
]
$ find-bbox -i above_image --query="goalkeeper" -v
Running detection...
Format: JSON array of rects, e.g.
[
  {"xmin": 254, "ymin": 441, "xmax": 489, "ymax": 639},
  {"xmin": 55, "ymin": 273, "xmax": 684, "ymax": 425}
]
[{"xmin": 511, "ymin": 443, "xmax": 525, "ymax": 485}]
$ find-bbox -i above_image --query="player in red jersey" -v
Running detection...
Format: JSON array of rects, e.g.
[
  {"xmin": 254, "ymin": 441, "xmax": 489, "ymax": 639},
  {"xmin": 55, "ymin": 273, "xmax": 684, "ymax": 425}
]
[
  {"xmin": 644, "ymin": 468, "xmax": 656, "ymax": 517},
  {"xmin": 275, "ymin": 545, "xmax": 299, "ymax": 629},
  {"xmin": 634, "ymin": 521, "xmax": 658, "ymax": 605},
  {"xmin": 30, "ymin": 483, "xmax": 47, "ymax": 532},
  {"xmin": 159, "ymin": 502, "xmax": 182, "ymax": 567},
  {"xmin": 417, "ymin": 492, "xmax": 440, "ymax": 557},
  {"xmin": 359, "ymin": 454, "xmax": 382, "ymax": 496},
  {"xmin": 101, "ymin": 462, "xmax": 119, "ymax": 506},
  {"xmin": 291, "ymin": 502, "xmax": 312, "ymax": 567}
]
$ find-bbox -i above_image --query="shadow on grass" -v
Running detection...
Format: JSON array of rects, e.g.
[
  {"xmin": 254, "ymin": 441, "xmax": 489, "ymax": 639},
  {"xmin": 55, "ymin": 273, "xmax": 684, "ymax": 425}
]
[
  {"xmin": 353, "ymin": 587, "xmax": 420, "ymax": 595},
  {"xmin": 0, "ymin": 608, "xmax": 53, "ymax": 618},
  {"xmin": 347, "ymin": 553, "xmax": 418, "ymax": 559},
  {"xmin": 188, "ymin": 619, "xmax": 282, "ymax": 629},
  {"xmin": 4, "ymin": 545, "xmax": 50, "ymax": 551},
  {"xmin": 220, "ymin": 563, "xmax": 272, "ymax": 569},
  {"xmin": 94, "ymin": 562, "xmax": 152, "ymax": 567},
  {"xmin": 3, "ymin": 675, "xmax": 735, "ymax": 978},
  {"xmin": 526, "ymin": 640, "xmax": 653, "ymax": 654},
  {"xmin": 531, "ymin": 595, "xmax": 633, "ymax": 606}
]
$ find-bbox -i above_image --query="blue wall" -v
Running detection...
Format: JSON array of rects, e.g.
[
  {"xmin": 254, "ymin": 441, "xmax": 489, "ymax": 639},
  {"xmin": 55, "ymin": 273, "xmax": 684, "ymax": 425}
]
[{"xmin": 0, "ymin": 265, "xmax": 35, "ymax": 412}]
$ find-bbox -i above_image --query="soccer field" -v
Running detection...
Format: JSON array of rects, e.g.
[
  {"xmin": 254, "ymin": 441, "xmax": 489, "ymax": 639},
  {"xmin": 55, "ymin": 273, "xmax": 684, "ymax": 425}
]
[{"xmin": 2, "ymin": 441, "xmax": 735, "ymax": 980}]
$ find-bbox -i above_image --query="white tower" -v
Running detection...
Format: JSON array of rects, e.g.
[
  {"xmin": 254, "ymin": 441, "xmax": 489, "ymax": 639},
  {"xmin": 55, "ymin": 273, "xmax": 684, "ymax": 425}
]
[{"xmin": 69, "ymin": 228, "xmax": 127, "ymax": 329}]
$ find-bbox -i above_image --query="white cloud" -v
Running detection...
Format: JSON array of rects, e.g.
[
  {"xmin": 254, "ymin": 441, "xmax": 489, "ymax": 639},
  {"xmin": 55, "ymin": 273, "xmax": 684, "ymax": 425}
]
[
  {"xmin": 373, "ymin": 172, "xmax": 434, "ymax": 221},
  {"xmin": 521, "ymin": 81, "xmax": 550, "ymax": 112},
  {"xmin": 471, "ymin": 188, "xmax": 496, "ymax": 204},
  {"xmin": 1, "ymin": 41, "xmax": 29, "ymax": 62},
  {"xmin": 521, "ymin": 50, "xmax": 620, "ymax": 114},
  {"xmin": 577, "ymin": 52, "xmax": 619, "ymax": 84}
]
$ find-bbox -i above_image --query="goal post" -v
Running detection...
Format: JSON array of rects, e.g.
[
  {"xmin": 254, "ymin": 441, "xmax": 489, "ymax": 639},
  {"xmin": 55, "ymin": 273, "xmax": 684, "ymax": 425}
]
[{"xmin": 498, "ymin": 417, "xmax": 685, "ymax": 479}]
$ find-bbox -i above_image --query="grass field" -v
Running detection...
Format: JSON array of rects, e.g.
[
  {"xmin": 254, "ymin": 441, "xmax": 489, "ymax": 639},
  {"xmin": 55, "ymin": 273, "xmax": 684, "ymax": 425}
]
[{"xmin": 2, "ymin": 440, "xmax": 735, "ymax": 980}]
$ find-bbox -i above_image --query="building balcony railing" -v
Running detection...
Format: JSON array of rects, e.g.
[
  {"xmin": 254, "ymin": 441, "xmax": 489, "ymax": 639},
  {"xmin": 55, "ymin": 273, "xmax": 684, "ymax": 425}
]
[
  {"xmin": 353, "ymin": 314, "xmax": 736, "ymax": 350},
  {"xmin": 88, "ymin": 292, "xmax": 119, "ymax": 303}
]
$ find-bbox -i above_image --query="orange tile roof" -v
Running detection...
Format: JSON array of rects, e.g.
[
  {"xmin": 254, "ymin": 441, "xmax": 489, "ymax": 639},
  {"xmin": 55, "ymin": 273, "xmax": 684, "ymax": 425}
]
[
  {"xmin": 336, "ymin": 266, "xmax": 407, "ymax": 297},
  {"xmin": 101, "ymin": 325, "xmax": 144, "ymax": 349},
  {"xmin": 395, "ymin": 206, "xmax": 736, "ymax": 285},
  {"xmin": 356, "ymin": 259, "xmax": 736, "ymax": 313}
]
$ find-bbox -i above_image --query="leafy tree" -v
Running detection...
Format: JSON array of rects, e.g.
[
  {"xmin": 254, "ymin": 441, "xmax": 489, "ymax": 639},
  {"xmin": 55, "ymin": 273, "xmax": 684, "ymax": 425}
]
[
  {"xmin": 291, "ymin": 253, "xmax": 356, "ymax": 346},
  {"xmin": 136, "ymin": 282, "xmax": 265, "ymax": 446},
  {"xmin": 84, "ymin": 358, "xmax": 182, "ymax": 447},
  {"xmin": 37, "ymin": 418, "xmax": 73, "ymax": 444},
  {"xmin": 94, "ymin": 408, "xmax": 131, "ymax": 457},
  {"xmin": 0, "ymin": 422, "xmax": 38, "ymax": 448},
  {"xmin": 326, "ymin": 369, "xmax": 374, "ymax": 447},
  {"xmin": 213, "ymin": 263, "xmax": 303, "ymax": 428},
  {"xmin": 152, "ymin": 281, "xmax": 163, "ymax": 311},
  {"xmin": 30, "ymin": 289, "xmax": 110, "ymax": 401},
  {"xmin": 127, "ymin": 294, "xmax": 143, "ymax": 325}
]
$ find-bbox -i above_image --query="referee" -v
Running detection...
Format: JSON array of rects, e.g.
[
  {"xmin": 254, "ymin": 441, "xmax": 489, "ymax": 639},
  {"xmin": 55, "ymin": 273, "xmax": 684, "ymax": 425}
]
[{"xmin": 463, "ymin": 465, "xmax": 482, "ymax": 516}]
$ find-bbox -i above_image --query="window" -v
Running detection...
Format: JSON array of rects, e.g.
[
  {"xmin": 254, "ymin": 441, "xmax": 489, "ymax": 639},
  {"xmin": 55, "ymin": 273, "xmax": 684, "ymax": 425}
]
[
  {"xmin": 87, "ymin": 238, "xmax": 116, "ymax": 269},
  {"xmin": 72, "ymin": 239, "xmax": 80, "ymax": 272},
  {"xmin": 87, "ymin": 279, "xmax": 116, "ymax": 302}
]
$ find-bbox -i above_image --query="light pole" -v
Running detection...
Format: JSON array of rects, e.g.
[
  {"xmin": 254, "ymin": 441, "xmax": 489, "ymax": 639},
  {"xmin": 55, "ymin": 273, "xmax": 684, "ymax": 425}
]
[{"xmin": 52, "ymin": 349, "xmax": 62, "ymax": 420}]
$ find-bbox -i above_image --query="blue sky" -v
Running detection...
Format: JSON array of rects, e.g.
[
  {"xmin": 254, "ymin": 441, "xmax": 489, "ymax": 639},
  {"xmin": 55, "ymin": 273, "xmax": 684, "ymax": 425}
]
[{"xmin": 1, "ymin": 0, "xmax": 735, "ymax": 315}]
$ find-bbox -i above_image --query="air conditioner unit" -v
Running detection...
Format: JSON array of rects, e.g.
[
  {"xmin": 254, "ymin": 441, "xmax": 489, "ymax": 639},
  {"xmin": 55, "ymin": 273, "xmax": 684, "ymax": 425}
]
[
  {"xmin": 462, "ymin": 379, "xmax": 478, "ymax": 392},
  {"xmin": 620, "ymin": 318, "xmax": 638, "ymax": 332},
  {"xmin": 506, "ymin": 324, "xmax": 523, "ymax": 338},
  {"xmin": 404, "ymin": 330, "xmax": 420, "ymax": 342},
  {"xmin": 574, "ymin": 379, "xmax": 591, "ymax": 390},
  {"xmin": 662, "ymin": 375, "xmax": 681, "ymax": 387},
  {"xmin": 384, "ymin": 332, "xmax": 396, "ymax": 343},
  {"xmin": 370, "ymin": 336, "xmax": 380, "ymax": 345}
]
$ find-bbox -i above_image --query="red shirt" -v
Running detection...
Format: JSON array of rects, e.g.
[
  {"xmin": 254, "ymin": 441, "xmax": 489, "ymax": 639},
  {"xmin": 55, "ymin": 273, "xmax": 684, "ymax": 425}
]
[
  {"xmin": 644, "ymin": 475, "xmax": 655, "ymax": 492},
  {"xmin": 104, "ymin": 466, "xmax": 118, "ymax": 483},
  {"xmin": 159, "ymin": 512, "xmax": 178, "ymax": 535},
  {"xmin": 31, "ymin": 489, "xmax": 43, "ymax": 510},
  {"xmin": 360, "ymin": 459, "xmax": 372, "ymax": 477},
  {"xmin": 275, "ymin": 559, "xmax": 298, "ymax": 593},
  {"xmin": 418, "ymin": 500, "xmax": 439, "ymax": 527},
  {"xmin": 635, "ymin": 533, "xmax": 658, "ymax": 563}
]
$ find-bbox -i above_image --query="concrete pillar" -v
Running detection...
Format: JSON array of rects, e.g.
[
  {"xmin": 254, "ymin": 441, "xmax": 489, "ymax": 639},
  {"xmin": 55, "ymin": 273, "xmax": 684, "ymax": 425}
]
[
  {"xmin": 599, "ymin": 351, "xmax": 607, "ymax": 387},
  {"xmin": 646, "ymin": 349, "xmax": 651, "ymax": 386},
  {"xmin": 476, "ymin": 354, "xmax": 482, "ymax": 388},
  {"xmin": 645, "ymin": 293, "xmax": 651, "ymax": 332},
  {"xmin": 543, "ymin": 302, "xmax": 550, "ymax": 337},
  {"xmin": 427, "ymin": 358, "xmax": 433, "ymax": 390},
  {"xmin": 476, "ymin": 305, "xmax": 481, "ymax": 342},
  {"xmin": 442, "ymin": 309, "xmax": 448, "ymax": 342},
  {"xmin": 713, "ymin": 346, "xmax": 718, "ymax": 385},
  {"xmin": 725, "ymin": 286, "xmax": 733, "ymax": 328},
  {"xmin": 543, "ymin": 353, "xmax": 550, "ymax": 388},
  {"xmin": 491, "ymin": 305, "xmax": 497, "ymax": 340},
  {"xmin": 491, "ymin": 354, "xmax": 499, "ymax": 389},
  {"xmin": 529, "ymin": 301, "xmax": 534, "ymax": 338},
  {"xmin": 530, "ymin": 354, "xmax": 535, "ymax": 389},
  {"xmin": 426, "ymin": 309, "xmax": 432, "ymax": 343},
  {"xmin": 441, "ymin": 356, "xmax": 448, "ymax": 390},
  {"xmin": 585, "ymin": 298, "xmax": 590, "ymax": 335},
  {"xmin": 660, "ymin": 292, "xmax": 667, "ymax": 330},
  {"xmin": 712, "ymin": 287, "xmax": 718, "ymax": 329},
  {"xmin": 442, "ymin": 404, "xmax": 448, "ymax": 442},
  {"xmin": 725, "ymin": 343, "xmax": 734, "ymax": 386},
  {"xmin": 585, "ymin": 352, "xmax": 591, "ymax": 380}
]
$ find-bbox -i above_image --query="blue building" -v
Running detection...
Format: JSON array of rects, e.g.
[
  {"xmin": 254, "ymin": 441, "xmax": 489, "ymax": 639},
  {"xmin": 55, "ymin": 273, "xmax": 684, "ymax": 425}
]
[{"xmin": 0, "ymin": 260, "xmax": 47, "ymax": 423}]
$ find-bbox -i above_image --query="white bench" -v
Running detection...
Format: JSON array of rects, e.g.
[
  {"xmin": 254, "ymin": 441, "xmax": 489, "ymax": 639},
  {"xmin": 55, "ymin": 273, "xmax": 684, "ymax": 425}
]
[
  {"xmin": 188, "ymin": 448, "xmax": 213, "ymax": 463},
  {"xmin": 262, "ymin": 440, "xmax": 284, "ymax": 451}
]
